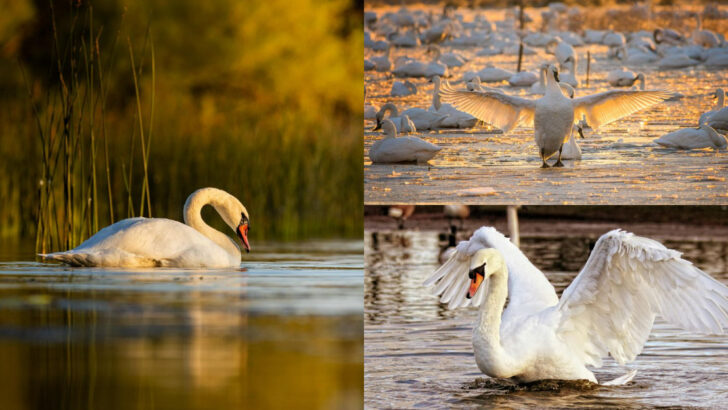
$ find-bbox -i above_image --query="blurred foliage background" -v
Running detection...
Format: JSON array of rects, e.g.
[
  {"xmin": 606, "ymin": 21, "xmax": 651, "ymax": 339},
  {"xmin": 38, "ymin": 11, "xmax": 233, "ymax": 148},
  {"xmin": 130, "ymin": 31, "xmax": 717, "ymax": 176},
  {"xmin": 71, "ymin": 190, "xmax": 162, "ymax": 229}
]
[{"xmin": 0, "ymin": 0, "xmax": 363, "ymax": 247}]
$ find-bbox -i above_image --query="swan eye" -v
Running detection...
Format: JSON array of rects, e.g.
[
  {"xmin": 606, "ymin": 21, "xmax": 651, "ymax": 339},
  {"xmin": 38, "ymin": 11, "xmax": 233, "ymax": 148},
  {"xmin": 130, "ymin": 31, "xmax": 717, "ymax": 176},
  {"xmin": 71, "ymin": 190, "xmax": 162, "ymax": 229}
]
[
  {"xmin": 239, "ymin": 214, "xmax": 249, "ymax": 227},
  {"xmin": 469, "ymin": 263, "xmax": 485, "ymax": 278}
]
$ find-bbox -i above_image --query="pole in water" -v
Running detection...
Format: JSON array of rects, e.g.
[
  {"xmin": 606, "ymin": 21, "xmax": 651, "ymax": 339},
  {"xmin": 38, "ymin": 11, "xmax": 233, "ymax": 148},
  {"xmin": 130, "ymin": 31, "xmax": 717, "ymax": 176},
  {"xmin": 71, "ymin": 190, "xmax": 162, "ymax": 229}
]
[
  {"xmin": 517, "ymin": 1, "xmax": 525, "ymax": 72},
  {"xmin": 507, "ymin": 205, "xmax": 520, "ymax": 248},
  {"xmin": 517, "ymin": 41, "xmax": 524, "ymax": 72},
  {"xmin": 586, "ymin": 51, "xmax": 591, "ymax": 87}
]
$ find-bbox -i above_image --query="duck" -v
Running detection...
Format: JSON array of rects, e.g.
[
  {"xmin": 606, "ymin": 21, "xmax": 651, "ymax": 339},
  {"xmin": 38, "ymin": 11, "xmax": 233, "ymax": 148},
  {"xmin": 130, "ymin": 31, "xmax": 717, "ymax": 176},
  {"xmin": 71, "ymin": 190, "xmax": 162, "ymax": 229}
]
[
  {"xmin": 424, "ymin": 227, "xmax": 728, "ymax": 384},
  {"xmin": 429, "ymin": 76, "xmax": 478, "ymax": 129},
  {"xmin": 699, "ymin": 88, "xmax": 725, "ymax": 125},
  {"xmin": 40, "ymin": 188, "xmax": 250, "ymax": 268},
  {"xmin": 440, "ymin": 65, "xmax": 672, "ymax": 167},
  {"xmin": 606, "ymin": 69, "xmax": 645, "ymax": 88},
  {"xmin": 655, "ymin": 124, "xmax": 727, "ymax": 149},
  {"xmin": 369, "ymin": 119, "xmax": 441, "ymax": 163},
  {"xmin": 374, "ymin": 103, "xmax": 448, "ymax": 131}
]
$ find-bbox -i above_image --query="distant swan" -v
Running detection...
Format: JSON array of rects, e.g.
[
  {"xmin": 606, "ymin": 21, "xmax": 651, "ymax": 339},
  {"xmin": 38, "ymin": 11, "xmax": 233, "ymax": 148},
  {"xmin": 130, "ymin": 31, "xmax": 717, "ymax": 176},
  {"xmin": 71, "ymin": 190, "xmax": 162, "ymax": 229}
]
[
  {"xmin": 424, "ymin": 227, "xmax": 728, "ymax": 384},
  {"xmin": 40, "ymin": 188, "xmax": 250, "ymax": 268},
  {"xmin": 374, "ymin": 103, "xmax": 448, "ymax": 131},
  {"xmin": 369, "ymin": 119, "xmax": 441, "ymax": 163},
  {"xmin": 440, "ymin": 64, "xmax": 672, "ymax": 167},
  {"xmin": 655, "ymin": 124, "xmax": 727, "ymax": 149}
]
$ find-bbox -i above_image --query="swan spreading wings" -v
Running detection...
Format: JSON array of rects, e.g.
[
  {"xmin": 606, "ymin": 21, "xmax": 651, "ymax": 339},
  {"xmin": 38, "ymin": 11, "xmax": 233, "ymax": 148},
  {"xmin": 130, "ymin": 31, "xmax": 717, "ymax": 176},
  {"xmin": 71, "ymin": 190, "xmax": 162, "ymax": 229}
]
[
  {"xmin": 424, "ymin": 227, "xmax": 728, "ymax": 384},
  {"xmin": 439, "ymin": 65, "xmax": 674, "ymax": 167}
]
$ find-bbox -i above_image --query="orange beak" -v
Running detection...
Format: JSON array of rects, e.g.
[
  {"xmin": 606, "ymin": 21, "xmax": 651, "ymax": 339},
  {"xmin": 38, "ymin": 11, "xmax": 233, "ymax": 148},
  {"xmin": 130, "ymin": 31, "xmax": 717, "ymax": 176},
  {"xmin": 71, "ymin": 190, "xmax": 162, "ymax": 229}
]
[
  {"xmin": 467, "ymin": 272, "xmax": 484, "ymax": 299},
  {"xmin": 237, "ymin": 223, "xmax": 250, "ymax": 253}
]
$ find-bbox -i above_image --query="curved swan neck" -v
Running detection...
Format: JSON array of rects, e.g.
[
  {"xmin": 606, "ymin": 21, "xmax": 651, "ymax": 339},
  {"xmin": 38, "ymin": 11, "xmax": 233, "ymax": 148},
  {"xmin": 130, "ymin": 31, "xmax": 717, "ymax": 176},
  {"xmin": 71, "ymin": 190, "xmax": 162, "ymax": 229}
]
[
  {"xmin": 184, "ymin": 189, "xmax": 241, "ymax": 259},
  {"xmin": 476, "ymin": 264, "xmax": 509, "ymax": 347}
]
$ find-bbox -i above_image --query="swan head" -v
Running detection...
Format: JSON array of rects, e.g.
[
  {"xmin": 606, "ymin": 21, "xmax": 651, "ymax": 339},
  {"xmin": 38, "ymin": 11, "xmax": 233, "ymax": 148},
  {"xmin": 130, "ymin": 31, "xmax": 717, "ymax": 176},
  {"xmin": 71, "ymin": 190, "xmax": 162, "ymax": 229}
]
[
  {"xmin": 466, "ymin": 248, "xmax": 505, "ymax": 299},
  {"xmin": 547, "ymin": 64, "xmax": 560, "ymax": 83},
  {"xmin": 381, "ymin": 119, "xmax": 397, "ymax": 138},
  {"xmin": 374, "ymin": 103, "xmax": 398, "ymax": 130},
  {"xmin": 217, "ymin": 196, "xmax": 251, "ymax": 253}
]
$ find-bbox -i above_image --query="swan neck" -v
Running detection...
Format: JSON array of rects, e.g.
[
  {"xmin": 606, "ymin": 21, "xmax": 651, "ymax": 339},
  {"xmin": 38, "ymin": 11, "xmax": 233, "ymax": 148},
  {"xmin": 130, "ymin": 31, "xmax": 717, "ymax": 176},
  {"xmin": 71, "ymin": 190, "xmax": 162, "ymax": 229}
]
[
  {"xmin": 717, "ymin": 90, "xmax": 725, "ymax": 109},
  {"xmin": 476, "ymin": 265, "xmax": 508, "ymax": 347},
  {"xmin": 184, "ymin": 189, "xmax": 241, "ymax": 260},
  {"xmin": 433, "ymin": 78, "xmax": 441, "ymax": 110}
]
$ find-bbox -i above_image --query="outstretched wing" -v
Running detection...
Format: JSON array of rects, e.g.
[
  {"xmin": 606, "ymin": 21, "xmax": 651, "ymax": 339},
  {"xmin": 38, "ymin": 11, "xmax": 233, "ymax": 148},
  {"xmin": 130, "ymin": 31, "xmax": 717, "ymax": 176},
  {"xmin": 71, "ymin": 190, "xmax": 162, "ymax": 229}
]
[
  {"xmin": 573, "ymin": 90, "xmax": 673, "ymax": 129},
  {"xmin": 557, "ymin": 229, "xmax": 728, "ymax": 368},
  {"xmin": 424, "ymin": 227, "xmax": 558, "ymax": 313},
  {"xmin": 439, "ymin": 81, "xmax": 536, "ymax": 133}
]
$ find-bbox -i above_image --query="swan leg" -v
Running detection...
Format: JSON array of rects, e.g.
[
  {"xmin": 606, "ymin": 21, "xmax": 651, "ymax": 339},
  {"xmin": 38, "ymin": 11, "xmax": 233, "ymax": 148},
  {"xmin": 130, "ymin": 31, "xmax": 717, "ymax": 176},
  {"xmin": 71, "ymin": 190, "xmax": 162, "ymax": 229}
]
[
  {"xmin": 540, "ymin": 148, "xmax": 550, "ymax": 168},
  {"xmin": 554, "ymin": 144, "xmax": 565, "ymax": 167}
]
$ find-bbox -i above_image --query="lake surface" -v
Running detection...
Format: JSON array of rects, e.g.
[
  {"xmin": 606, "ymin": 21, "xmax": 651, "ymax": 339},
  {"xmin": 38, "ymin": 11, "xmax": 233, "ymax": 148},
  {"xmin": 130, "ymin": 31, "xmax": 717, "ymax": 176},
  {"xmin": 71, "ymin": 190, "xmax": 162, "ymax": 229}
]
[
  {"xmin": 364, "ymin": 229, "xmax": 728, "ymax": 408},
  {"xmin": 0, "ymin": 240, "xmax": 363, "ymax": 410},
  {"xmin": 364, "ymin": 5, "xmax": 728, "ymax": 204}
]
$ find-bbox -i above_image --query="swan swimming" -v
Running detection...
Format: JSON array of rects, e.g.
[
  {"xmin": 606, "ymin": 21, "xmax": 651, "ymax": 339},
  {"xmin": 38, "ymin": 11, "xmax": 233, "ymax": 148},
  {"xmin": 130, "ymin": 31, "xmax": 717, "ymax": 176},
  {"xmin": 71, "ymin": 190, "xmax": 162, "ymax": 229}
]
[
  {"xmin": 41, "ymin": 188, "xmax": 250, "ymax": 268},
  {"xmin": 369, "ymin": 119, "xmax": 441, "ymax": 163},
  {"xmin": 440, "ymin": 64, "xmax": 672, "ymax": 167},
  {"xmin": 424, "ymin": 227, "xmax": 728, "ymax": 384}
]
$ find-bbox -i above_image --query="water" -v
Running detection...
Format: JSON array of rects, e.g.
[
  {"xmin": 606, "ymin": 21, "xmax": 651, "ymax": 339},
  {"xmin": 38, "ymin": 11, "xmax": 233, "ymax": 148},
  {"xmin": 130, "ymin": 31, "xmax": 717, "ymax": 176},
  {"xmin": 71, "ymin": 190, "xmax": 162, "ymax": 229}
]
[
  {"xmin": 364, "ymin": 229, "xmax": 728, "ymax": 408},
  {"xmin": 364, "ymin": 5, "xmax": 728, "ymax": 204},
  {"xmin": 0, "ymin": 240, "xmax": 363, "ymax": 410}
]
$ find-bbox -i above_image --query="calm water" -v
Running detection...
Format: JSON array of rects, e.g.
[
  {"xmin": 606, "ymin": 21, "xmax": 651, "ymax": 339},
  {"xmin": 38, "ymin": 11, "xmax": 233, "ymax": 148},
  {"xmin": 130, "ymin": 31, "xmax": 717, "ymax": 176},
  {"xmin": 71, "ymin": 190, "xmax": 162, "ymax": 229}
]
[
  {"xmin": 0, "ymin": 240, "xmax": 363, "ymax": 410},
  {"xmin": 364, "ymin": 230, "xmax": 728, "ymax": 408},
  {"xmin": 364, "ymin": 6, "xmax": 728, "ymax": 204}
]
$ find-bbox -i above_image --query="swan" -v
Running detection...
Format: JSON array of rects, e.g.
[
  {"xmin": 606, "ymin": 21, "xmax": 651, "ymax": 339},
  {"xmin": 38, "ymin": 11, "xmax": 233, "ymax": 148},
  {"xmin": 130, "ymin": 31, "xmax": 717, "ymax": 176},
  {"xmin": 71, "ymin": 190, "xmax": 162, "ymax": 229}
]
[
  {"xmin": 654, "ymin": 28, "xmax": 685, "ymax": 46},
  {"xmin": 658, "ymin": 53, "xmax": 699, "ymax": 69},
  {"xmin": 558, "ymin": 59, "xmax": 578, "ymax": 88},
  {"xmin": 561, "ymin": 126, "xmax": 582, "ymax": 160},
  {"xmin": 391, "ymin": 80, "xmax": 417, "ymax": 97},
  {"xmin": 366, "ymin": 46, "xmax": 392, "ymax": 72},
  {"xmin": 706, "ymin": 107, "xmax": 728, "ymax": 132},
  {"xmin": 40, "ymin": 188, "xmax": 250, "ymax": 268},
  {"xmin": 655, "ymin": 124, "xmax": 727, "ymax": 149},
  {"xmin": 507, "ymin": 71, "xmax": 539, "ymax": 87},
  {"xmin": 692, "ymin": 14, "xmax": 720, "ymax": 48},
  {"xmin": 429, "ymin": 76, "xmax": 478, "ymax": 129},
  {"xmin": 427, "ymin": 44, "xmax": 467, "ymax": 68},
  {"xmin": 699, "ymin": 88, "xmax": 725, "ymax": 125},
  {"xmin": 369, "ymin": 119, "xmax": 441, "ymax": 163},
  {"xmin": 374, "ymin": 103, "xmax": 448, "ymax": 131},
  {"xmin": 424, "ymin": 227, "xmax": 728, "ymax": 384},
  {"xmin": 463, "ymin": 65, "xmax": 514, "ymax": 83},
  {"xmin": 392, "ymin": 58, "xmax": 448, "ymax": 78},
  {"xmin": 606, "ymin": 69, "xmax": 645, "ymax": 88},
  {"xmin": 440, "ymin": 65, "xmax": 672, "ymax": 167},
  {"xmin": 545, "ymin": 37, "xmax": 575, "ymax": 69}
]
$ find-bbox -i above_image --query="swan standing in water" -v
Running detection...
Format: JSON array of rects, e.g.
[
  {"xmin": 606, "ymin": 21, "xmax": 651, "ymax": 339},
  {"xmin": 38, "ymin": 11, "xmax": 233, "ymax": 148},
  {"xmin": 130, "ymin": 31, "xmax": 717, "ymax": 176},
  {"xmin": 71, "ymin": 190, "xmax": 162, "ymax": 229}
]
[
  {"xmin": 440, "ymin": 65, "xmax": 672, "ymax": 167},
  {"xmin": 41, "ymin": 188, "xmax": 250, "ymax": 268},
  {"xmin": 424, "ymin": 227, "xmax": 728, "ymax": 384},
  {"xmin": 369, "ymin": 119, "xmax": 441, "ymax": 163}
]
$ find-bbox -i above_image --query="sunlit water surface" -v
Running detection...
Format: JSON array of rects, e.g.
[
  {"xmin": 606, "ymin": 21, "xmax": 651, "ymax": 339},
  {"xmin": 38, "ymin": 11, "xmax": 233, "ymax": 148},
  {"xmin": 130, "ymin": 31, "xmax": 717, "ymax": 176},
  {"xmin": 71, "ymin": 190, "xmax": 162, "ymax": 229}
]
[
  {"xmin": 365, "ymin": 6, "xmax": 728, "ymax": 204},
  {"xmin": 365, "ymin": 230, "xmax": 728, "ymax": 408},
  {"xmin": 0, "ymin": 240, "xmax": 363, "ymax": 410}
]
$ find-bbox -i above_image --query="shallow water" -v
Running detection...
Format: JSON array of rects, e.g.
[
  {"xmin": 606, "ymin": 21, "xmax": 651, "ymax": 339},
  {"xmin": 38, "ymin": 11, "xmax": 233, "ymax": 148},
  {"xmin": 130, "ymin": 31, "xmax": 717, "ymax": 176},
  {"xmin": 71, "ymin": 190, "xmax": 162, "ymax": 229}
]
[
  {"xmin": 0, "ymin": 240, "xmax": 363, "ymax": 410},
  {"xmin": 364, "ymin": 6, "xmax": 728, "ymax": 204},
  {"xmin": 364, "ymin": 230, "xmax": 728, "ymax": 408}
]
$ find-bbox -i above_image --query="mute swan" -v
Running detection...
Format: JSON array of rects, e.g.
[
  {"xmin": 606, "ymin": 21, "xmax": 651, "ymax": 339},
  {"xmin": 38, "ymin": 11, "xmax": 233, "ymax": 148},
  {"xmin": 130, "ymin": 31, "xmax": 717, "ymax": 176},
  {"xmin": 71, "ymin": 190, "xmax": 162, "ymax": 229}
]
[
  {"xmin": 440, "ymin": 65, "xmax": 671, "ymax": 167},
  {"xmin": 429, "ymin": 76, "xmax": 477, "ymax": 129},
  {"xmin": 369, "ymin": 119, "xmax": 441, "ymax": 163},
  {"xmin": 41, "ymin": 188, "xmax": 250, "ymax": 268},
  {"xmin": 655, "ymin": 124, "xmax": 727, "ymax": 149},
  {"xmin": 424, "ymin": 227, "xmax": 728, "ymax": 384},
  {"xmin": 606, "ymin": 69, "xmax": 645, "ymax": 88},
  {"xmin": 699, "ymin": 88, "xmax": 725, "ymax": 125},
  {"xmin": 374, "ymin": 103, "xmax": 448, "ymax": 131}
]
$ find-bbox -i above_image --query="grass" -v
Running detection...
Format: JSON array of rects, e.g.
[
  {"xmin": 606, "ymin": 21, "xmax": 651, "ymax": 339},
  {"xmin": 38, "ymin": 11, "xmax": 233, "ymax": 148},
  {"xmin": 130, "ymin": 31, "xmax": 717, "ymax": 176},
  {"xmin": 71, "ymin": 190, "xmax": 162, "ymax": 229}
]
[{"xmin": 0, "ymin": 0, "xmax": 363, "ymax": 252}]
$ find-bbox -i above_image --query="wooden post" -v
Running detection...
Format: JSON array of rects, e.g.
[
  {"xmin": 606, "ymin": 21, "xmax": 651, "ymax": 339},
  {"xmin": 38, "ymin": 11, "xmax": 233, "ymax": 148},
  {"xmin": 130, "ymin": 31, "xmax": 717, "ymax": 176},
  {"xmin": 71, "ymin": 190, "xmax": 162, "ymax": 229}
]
[
  {"xmin": 507, "ymin": 205, "xmax": 520, "ymax": 248},
  {"xmin": 517, "ymin": 41, "xmax": 524, "ymax": 72},
  {"xmin": 517, "ymin": 1, "xmax": 525, "ymax": 72},
  {"xmin": 586, "ymin": 51, "xmax": 591, "ymax": 87}
]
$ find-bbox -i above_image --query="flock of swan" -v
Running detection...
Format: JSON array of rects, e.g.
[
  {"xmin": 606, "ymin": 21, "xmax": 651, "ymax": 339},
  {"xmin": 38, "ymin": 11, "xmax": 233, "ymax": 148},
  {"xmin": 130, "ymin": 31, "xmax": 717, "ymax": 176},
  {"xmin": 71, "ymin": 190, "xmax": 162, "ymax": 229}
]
[
  {"xmin": 365, "ymin": 4, "xmax": 728, "ymax": 166},
  {"xmin": 425, "ymin": 226, "xmax": 728, "ymax": 384}
]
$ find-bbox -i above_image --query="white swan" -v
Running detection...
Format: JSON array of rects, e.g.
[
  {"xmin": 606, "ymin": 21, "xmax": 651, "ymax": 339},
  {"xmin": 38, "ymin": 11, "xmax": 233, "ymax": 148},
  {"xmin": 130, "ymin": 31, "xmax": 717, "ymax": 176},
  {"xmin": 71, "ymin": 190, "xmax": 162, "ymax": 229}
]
[
  {"xmin": 424, "ymin": 227, "xmax": 728, "ymax": 383},
  {"xmin": 706, "ymin": 107, "xmax": 728, "ymax": 132},
  {"xmin": 463, "ymin": 65, "xmax": 514, "ymax": 83},
  {"xmin": 606, "ymin": 69, "xmax": 645, "ymax": 88},
  {"xmin": 699, "ymin": 88, "xmax": 725, "ymax": 125},
  {"xmin": 391, "ymin": 80, "xmax": 417, "ymax": 97},
  {"xmin": 440, "ymin": 65, "xmax": 672, "ymax": 167},
  {"xmin": 374, "ymin": 103, "xmax": 448, "ymax": 131},
  {"xmin": 507, "ymin": 71, "xmax": 538, "ymax": 87},
  {"xmin": 429, "ymin": 76, "xmax": 477, "ymax": 129},
  {"xmin": 655, "ymin": 124, "xmax": 727, "ymax": 149},
  {"xmin": 40, "ymin": 188, "xmax": 250, "ymax": 268},
  {"xmin": 392, "ymin": 57, "xmax": 447, "ymax": 78},
  {"xmin": 369, "ymin": 119, "xmax": 441, "ymax": 163}
]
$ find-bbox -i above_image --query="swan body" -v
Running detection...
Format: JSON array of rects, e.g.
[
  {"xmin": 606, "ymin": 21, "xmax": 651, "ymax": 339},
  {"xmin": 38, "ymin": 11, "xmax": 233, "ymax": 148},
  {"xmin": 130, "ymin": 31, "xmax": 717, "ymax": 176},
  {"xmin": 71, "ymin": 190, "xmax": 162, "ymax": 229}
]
[
  {"xmin": 607, "ymin": 69, "xmax": 644, "ymax": 88},
  {"xmin": 561, "ymin": 127, "xmax": 582, "ymax": 160},
  {"xmin": 463, "ymin": 66, "xmax": 514, "ymax": 83},
  {"xmin": 366, "ymin": 47, "xmax": 392, "ymax": 72},
  {"xmin": 440, "ymin": 65, "xmax": 671, "ymax": 167},
  {"xmin": 393, "ymin": 59, "xmax": 447, "ymax": 78},
  {"xmin": 374, "ymin": 103, "xmax": 448, "ymax": 131},
  {"xmin": 699, "ymin": 88, "xmax": 725, "ymax": 125},
  {"xmin": 655, "ymin": 124, "xmax": 727, "ymax": 149},
  {"xmin": 658, "ymin": 53, "xmax": 699, "ymax": 69},
  {"xmin": 704, "ymin": 51, "xmax": 728, "ymax": 68},
  {"xmin": 391, "ymin": 80, "xmax": 417, "ymax": 97},
  {"xmin": 41, "ymin": 188, "xmax": 250, "ymax": 268},
  {"xmin": 508, "ymin": 71, "xmax": 538, "ymax": 87},
  {"xmin": 706, "ymin": 107, "xmax": 728, "ymax": 131},
  {"xmin": 369, "ymin": 119, "xmax": 441, "ymax": 163},
  {"xmin": 424, "ymin": 227, "xmax": 728, "ymax": 383}
]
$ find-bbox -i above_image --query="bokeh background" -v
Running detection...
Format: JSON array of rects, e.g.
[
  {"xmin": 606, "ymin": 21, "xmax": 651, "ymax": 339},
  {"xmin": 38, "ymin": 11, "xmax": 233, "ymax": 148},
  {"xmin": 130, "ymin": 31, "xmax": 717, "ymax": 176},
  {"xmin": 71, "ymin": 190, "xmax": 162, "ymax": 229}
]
[{"xmin": 0, "ymin": 0, "xmax": 363, "ymax": 250}]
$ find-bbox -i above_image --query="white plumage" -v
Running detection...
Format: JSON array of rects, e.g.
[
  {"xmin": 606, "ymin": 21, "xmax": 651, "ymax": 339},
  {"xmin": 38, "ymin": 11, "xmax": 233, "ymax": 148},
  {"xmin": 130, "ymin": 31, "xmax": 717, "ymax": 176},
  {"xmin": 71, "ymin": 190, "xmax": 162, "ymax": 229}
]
[
  {"xmin": 424, "ymin": 227, "xmax": 728, "ymax": 383},
  {"xmin": 369, "ymin": 119, "xmax": 441, "ymax": 163}
]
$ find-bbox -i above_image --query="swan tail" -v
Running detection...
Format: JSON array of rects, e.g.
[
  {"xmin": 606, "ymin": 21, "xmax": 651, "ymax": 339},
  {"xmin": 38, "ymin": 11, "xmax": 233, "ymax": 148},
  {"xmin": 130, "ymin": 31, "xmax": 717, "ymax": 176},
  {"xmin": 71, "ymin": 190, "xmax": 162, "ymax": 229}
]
[
  {"xmin": 39, "ymin": 251, "xmax": 163, "ymax": 267},
  {"xmin": 601, "ymin": 369, "xmax": 637, "ymax": 386},
  {"xmin": 39, "ymin": 252, "xmax": 92, "ymax": 267}
]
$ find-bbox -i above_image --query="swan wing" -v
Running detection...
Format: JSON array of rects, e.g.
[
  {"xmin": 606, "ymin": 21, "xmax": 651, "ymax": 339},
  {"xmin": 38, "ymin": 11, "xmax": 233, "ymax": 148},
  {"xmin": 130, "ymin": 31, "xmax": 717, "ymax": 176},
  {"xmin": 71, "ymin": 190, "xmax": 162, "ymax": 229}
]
[
  {"xmin": 439, "ymin": 81, "xmax": 536, "ymax": 133},
  {"xmin": 424, "ymin": 227, "xmax": 558, "ymax": 312},
  {"xmin": 573, "ymin": 90, "xmax": 673, "ymax": 129},
  {"xmin": 557, "ymin": 229, "xmax": 728, "ymax": 368}
]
